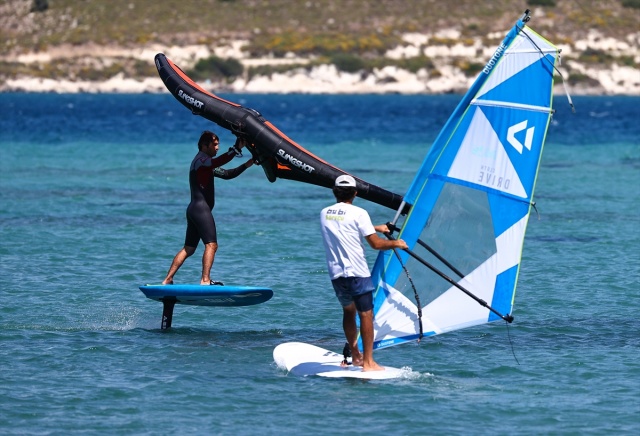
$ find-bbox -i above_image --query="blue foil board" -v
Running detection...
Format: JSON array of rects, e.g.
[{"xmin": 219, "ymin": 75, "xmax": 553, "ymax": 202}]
[{"xmin": 139, "ymin": 284, "xmax": 273, "ymax": 307}]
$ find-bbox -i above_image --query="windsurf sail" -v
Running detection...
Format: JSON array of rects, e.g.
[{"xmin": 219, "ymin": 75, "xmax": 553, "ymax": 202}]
[
  {"xmin": 370, "ymin": 10, "xmax": 563, "ymax": 350},
  {"xmin": 154, "ymin": 54, "xmax": 405, "ymax": 211}
]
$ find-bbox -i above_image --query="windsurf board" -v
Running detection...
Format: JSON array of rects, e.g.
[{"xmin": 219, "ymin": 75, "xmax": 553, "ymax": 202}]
[{"xmin": 273, "ymin": 342, "xmax": 407, "ymax": 380}]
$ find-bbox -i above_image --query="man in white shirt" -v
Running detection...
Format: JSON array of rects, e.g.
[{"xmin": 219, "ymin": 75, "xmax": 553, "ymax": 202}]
[{"xmin": 320, "ymin": 175, "xmax": 407, "ymax": 371}]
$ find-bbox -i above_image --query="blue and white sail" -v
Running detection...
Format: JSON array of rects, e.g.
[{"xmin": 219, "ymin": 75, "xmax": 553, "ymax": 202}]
[{"xmin": 370, "ymin": 10, "xmax": 560, "ymax": 350}]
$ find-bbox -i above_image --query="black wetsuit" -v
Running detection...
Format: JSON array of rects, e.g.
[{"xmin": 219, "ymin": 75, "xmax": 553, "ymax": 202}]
[{"xmin": 184, "ymin": 148, "xmax": 247, "ymax": 247}]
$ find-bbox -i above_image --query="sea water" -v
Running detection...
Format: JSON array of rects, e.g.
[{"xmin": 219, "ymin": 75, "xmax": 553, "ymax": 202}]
[{"xmin": 0, "ymin": 93, "xmax": 638, "ymax": 435}]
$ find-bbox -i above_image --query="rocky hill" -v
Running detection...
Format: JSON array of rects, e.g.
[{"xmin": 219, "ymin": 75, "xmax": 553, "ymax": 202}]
[{"xmin": 1, "ymin": 0, "xmax": 639, "ymax": 94}]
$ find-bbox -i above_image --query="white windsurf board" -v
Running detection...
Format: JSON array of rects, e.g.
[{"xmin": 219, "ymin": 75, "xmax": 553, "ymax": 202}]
[{"xmin": 273, "ymin": 341, "xmax": 408, "ymax": 380}]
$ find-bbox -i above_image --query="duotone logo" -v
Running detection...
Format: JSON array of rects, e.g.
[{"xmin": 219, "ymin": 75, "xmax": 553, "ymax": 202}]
[{"xmin": 507, "ymin": 120, "xmax": 534, "ymax": 154}]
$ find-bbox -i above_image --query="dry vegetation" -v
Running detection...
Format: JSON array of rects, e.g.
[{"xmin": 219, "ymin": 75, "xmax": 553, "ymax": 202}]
[{"xmin": 0, "ymin": 0, "xmax": 639, "ymax": 85}]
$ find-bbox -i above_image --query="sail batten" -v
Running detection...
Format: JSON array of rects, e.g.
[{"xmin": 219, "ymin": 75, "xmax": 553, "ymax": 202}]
[
  {"xmin": 506, "ymin": 49, "xmax": 557, "ymax": 53},
  {"xmin": 470, "ymin": 99, "xmax": 552, "ymax": 113},
  {"xmin": 369, "ymin": 10, "xmax": 560, "ymax": 351}
]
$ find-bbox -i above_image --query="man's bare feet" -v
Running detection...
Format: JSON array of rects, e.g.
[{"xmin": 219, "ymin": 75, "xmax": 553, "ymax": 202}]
[
  {"xmin": 351, "ymin": 351, "xmax": 364, "ymax": 367},
  {"xmin": 161, "ymin": 280, "xmax": 173, "ymax": 285},
  {"xmin": 362, "ymin": 361, "xmax": 385, "ymax": 372}
]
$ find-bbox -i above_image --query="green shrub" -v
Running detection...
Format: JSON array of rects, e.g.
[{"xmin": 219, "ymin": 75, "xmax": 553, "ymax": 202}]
[
  {"xmin": 578, "ymin": 48, "xmax": 614, "ymax": 64},
  {"xmin": 454, "ymin": 59, "xmax": 485, "ymax": 77},
  {"xmin": 247, "ymin": 63, "xmax": 315, "ymax": 80},
  {"xmin": 528, "ymin": 0, "xmax": 556, "ymax": 6},
  {"xmin": 187, "ymin": 56, "xmax": 243, "ymax": 81},
  {"xmin": 617, "ymin": 55, "xmax": 637, "ymax": 67},
  {"xmin": 397, "ymin": 55, "xmax": 434, "ymax": 73},
  {"xmin": 621, "ymin": 0, "xmax": 640, "ymax": 9},
  {"xmin": 76, "ymin": 63, "xmax": 124, "ymax": 81},
  {"xmin": 567, "ymin": 73, "xmax": 600, "ymax": 87},
  {"xmin": 330, "ymin": 53, "xmax": 365, "ymax": 73},
  {"xmin": 132, "ymin": 60, "xmax": 157, "ymax": 79},
  {"xmin": 30, "ymin": 0, "xmax": 48, "ymax": 13},
  {"xmin": 0, "ymin": 61, "xmax": 22, "ymax": 78}
]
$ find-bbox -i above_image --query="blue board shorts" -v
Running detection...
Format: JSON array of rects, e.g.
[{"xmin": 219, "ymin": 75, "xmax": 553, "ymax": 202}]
[{"xmin": 331, "ymin": 276, "xmax": 374, "ymax": 312}]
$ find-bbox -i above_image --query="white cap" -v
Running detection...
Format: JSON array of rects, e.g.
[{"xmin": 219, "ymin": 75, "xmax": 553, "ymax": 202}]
[{"xmin": 335, "ymin": 175, "xmax": 356, "ymax": 187}]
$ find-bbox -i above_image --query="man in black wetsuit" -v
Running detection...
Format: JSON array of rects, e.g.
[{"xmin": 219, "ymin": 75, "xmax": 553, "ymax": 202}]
[{"xmin": 162, "ymin": 130, "xmax": 253, "ymax": 285}]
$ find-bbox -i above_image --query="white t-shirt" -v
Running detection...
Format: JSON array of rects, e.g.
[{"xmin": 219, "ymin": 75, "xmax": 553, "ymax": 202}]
[{"xmin": 320, "ymin": 202, "xmax": 376, "ymax": 280}]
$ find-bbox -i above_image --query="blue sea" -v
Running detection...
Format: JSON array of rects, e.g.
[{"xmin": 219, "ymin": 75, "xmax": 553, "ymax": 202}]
[{"xmin": 1, "ymin": 93, "xmax": 638, "ymax": 435}]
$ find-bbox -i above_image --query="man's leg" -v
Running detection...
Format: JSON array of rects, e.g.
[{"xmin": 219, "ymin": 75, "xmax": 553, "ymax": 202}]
[
  {"xmin": 342, "ymin": 303, "xmax": 363, "ymax": 366},
  {"xmin": 200, "ymin": 242, "xmax": 218, "ymax": 285},
  {"xmin": 359, "ymin": 309, "xmax": 383, "ymax": 371},
  {"xmin": 162, "ymin": 246, "xmax": 196, "ymax": 285}
]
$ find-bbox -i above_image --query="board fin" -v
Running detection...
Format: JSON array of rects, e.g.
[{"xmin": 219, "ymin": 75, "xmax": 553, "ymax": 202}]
[{"xmin": 161, "ymin": 297, "xmax": 176, "ymax": 330}]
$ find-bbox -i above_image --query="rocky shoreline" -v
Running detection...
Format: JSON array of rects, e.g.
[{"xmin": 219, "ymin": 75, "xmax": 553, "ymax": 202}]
[{"xmin": 2, "ymin": 28, "xmax": 638, "ymax": 95}]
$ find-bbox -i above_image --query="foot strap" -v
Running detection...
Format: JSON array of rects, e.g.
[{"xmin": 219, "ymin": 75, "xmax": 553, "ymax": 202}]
[{"xmin": 342, "ymin": 342, "xmax": 352, "ymax": 366}]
